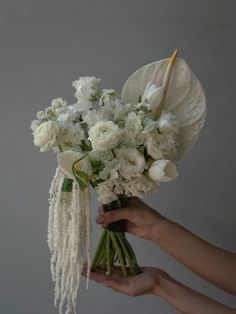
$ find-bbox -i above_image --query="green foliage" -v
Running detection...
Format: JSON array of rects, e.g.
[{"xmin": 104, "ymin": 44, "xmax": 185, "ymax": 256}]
[
  {"xmin": 61, "ymin": 178, "xmax": 73, "ymax": 192},
  {"xmin": 74, "ymin": 169, "xmax": 90, "ymax": 190},
  {"xmin": 90, "ymin": 159, "xmax": 104, "ymax": 174},
  {"xmin": 80, "ymin": 139, "xmax": 92, "ymax": 152}
]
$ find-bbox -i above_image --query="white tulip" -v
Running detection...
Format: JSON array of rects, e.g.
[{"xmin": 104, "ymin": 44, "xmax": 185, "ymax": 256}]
[
  {"xmin": 148, "ymin": 160, "xmax": 178, "ymax": 182},
  {"xmin": 57, "ymin": 151, "xmax": 91, "ymax": 176},
  {"xmin": 88, "ymin": 121, "xmax": 121, "ymax": 151},
  {"xmin": 142, "ymin": 81, "xmax": 164, "ymax": 110},
  {"xmin": 33, "ymin": 121, "xmax": 59, "ymax": 152}
]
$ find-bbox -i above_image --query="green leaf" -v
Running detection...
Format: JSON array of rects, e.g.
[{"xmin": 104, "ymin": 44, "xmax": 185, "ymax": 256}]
[
  {"xmin": 80, "ymin": 139, "xmax": 92, "ymax": 152},
  {"xmin": 74, "ymin": 169, "xmax": 90, "ymax": 190},
  {"xmin": 90, "ymin": 159, "xmax": 104, "ymax": 174},
  {"xmin": 61, "ymin": 178, "xmax": 73, "ymax": 192}
]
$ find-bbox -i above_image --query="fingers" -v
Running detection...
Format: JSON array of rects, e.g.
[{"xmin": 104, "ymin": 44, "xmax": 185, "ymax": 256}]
[{"xmin": 96, "ymin": 207, "xmax": 131, "ymax": 226}]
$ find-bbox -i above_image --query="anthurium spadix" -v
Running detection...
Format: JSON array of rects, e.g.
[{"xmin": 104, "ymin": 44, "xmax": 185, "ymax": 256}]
[{"xmin": 121, "ymin": 54, "xmax": 207, "ymax": 160}]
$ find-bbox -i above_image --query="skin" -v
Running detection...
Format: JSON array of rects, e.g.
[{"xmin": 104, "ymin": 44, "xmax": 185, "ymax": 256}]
[{"xmin": 83, "ymin": 197, "xmax": 236, "ymax": 314}]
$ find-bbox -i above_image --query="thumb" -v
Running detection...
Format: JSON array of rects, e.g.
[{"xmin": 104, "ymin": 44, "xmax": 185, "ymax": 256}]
[{"xmin": 96, "ymin": 207, "xmax": 131, "ymax": 225}]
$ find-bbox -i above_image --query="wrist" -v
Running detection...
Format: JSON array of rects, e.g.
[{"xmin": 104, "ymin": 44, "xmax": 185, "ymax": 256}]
[{"xmin": 148, "ymin": 213, "xmax": 172, "ymax": 244}]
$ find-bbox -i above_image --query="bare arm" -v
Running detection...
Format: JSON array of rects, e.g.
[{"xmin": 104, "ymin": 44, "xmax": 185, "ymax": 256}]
[
  {"xmin": 85, "ymin": 266, "xmax": 236, "ymax": 314},
  {"xmin": 96, "ymin": 197, "xmax": 236, "ymax": 295}
]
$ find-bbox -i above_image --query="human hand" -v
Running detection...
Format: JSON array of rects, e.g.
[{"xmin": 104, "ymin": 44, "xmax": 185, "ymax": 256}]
[
  {"xmin": 96, "ymin": 197, "xmax": 165, "ymax": 241},
  {"xmin": 83, "ymin": 266, "xmax": 167, "ymax": 297}
]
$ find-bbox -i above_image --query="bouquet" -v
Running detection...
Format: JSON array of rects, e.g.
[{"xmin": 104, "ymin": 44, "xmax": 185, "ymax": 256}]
[{"xmin": 31, "ymin": 50, "xmax": 206, "ymax": 314}]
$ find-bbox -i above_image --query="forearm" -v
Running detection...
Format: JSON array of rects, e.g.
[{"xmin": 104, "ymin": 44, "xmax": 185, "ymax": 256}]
[
  {"xmin": 151, "ymin": 217, "xmax": 236, "ymax": 294},
  {"xmin": 155, "ymin": 273, "xmax": 236, "ymax": 314}
]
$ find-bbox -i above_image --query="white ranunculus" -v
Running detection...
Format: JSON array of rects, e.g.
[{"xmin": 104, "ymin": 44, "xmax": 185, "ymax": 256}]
[
  {"xmin": 95, "ymin": 180, "xmax": 118, "ymax": 204},
  {"xmin": 33, "ymin": 121, "xmax": 59, "ymax": 152},
  {"xmin": 142, "ymin": 81, "xmax": 164, "ymax": 111},
  {"xmin": 157, "ymin": 111, "xmax": 180, "ymax": 133},
  {"xmin": 145, "ymin": 132, "xmax": 164, "ymax": 160},
  {"xmin": 124, "ymin": 112, "xmax": 142, "ymax": 138},
  {"xmin": 88, "ymin": 121, "xmax": 121, "ymax": 151},
  {"xmin": 117, "ymin": 147, "xmax": 145, "ymax": 179},
  {"xmin": 148, "ymin": 160, "xmax": 178, "ymax": 182},
  {"xmin": 72, "ymin": 76, "xmax": 101, "ymax": 101},
  {"xmin": 57, "ymin": 151, "xmax": 92, "ymax": 176}
]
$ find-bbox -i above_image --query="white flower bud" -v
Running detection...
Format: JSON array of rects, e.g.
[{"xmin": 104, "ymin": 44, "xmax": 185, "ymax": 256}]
[{"xmin": 142, "ymin": 81, "xmax": 164, "ymax": 110}]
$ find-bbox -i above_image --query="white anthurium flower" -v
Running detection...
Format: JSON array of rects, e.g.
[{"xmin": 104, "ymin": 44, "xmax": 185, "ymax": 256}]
[
  {"xmin": 88, "ymin": 121, "xmax": 122, "ymax": 151},
  {"xmin": 72, "ymin": 76, "xmax": 101, "ymax": 101},
  {"xmin": 122, "ymin": 58, "xmax": 206, "ymax": 160},
  {"xmin": 157, "ymin": 111, "xmax": 180, "ymax": 133},
  {"xmin": 33, "ymin": 121, "xmax": 59, "ymax": 152},
  {"xmin": 148, "ymin": 160, "xmax": 178, "ymax": 182},
  {"xmin": 117, "ymin": 147, "xmax": 145, "ymax": 179},
  {"xmin": 57, "ymin": 151, "xmax": 92, "ymax": 177},
  {"xmin": 142, "ymin": 81, "xmax": 164, "ymax": 111}
]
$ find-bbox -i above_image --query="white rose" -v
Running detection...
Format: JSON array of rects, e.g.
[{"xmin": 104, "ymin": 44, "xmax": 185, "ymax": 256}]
[
  {"xmin": 148, "ymin": 160, "xmax": 178, "ymax": 182},
  {"xmin": 157, "ymin": 111, "xmax": 180, "ymax": 133},
  {"xmin": 142, "ymin": 81, "xmax": 164, "ymax": 111},
  {"xmin": 33, "ymin": 121, "xmax": 59, "ymax": 152},
  {"xmin": 72, "ymin": 76, "xmax": 101, "ymax": 100},
  {"xmin": 117, "ymin": 147, "xmax": 145, "ymax": 179},
  {"xmin": 88, "ymin": 121, "xmax": 121, "ymax": 151}
]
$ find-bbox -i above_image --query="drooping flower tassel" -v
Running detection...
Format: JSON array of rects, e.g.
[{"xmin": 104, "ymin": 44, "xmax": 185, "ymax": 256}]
[{"xmin": 48, "ymin": 167, "xmax": 91, "ymax": 314}]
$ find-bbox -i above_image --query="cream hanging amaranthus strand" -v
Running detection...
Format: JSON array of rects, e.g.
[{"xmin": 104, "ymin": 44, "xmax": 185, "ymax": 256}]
[{"xmin": 47, "ymin": 151, "xmax": 92, "ymax": 314}]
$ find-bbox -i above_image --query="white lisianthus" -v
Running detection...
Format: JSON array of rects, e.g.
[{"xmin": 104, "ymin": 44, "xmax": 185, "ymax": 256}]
[
  {"xmin": 88, "ymin": 121, "xmax": 121, "ymax": 151},
  {"xmin": 125, "ymin": 175, "xmax": 155, "ymax": 197},
  {"xmin": 145, "ymin": 132, "xmax": 164, "ymax": 160},
  {"xmin": 117, "ymin": 147, "xmax": 145, "ymax": 179},
  {"xmin": 95, "ymin": 180, "xmax": 118, "ymax": 204},
  {"xmin": 72, "ymin": 76, "xmax": 101, "ymax": 101},
  {"xmin": 148, "ymin": 160, "xmax": 178, "ymax": 182},
  {"xmin": 57, "ymin": 151, "xmax": 92, "ymax": 177},
  {"xmin": 157, "ymin": 111, "xmax": 180, "ymax": 133},
  {"xmin": 142, "ymin": 81, "xmax": 164, "ymax": 111},
  {"xmin": 33, "ymin": 121, "xmax": 59, "ymax": 152},
  {"xmin": 124, "ymin": 112, "xmax": 142, "ymax": 138}
]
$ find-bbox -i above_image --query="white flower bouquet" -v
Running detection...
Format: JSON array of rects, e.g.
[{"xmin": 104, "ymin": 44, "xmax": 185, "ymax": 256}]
[{"xmin": 31, "ymin": 50, "xmax": 206, "ymax": 314}]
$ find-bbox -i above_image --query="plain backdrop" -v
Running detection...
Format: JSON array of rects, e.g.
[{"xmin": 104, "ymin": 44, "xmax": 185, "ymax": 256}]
[{"xmin": 0, "ymin": 0, "xmax": 236, "ymax": 313}]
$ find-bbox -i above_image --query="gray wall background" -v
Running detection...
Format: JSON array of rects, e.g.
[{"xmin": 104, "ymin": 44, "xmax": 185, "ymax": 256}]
[{"xmin": 0, "ymin": 0, "xmax": 236, "ymax": 313}]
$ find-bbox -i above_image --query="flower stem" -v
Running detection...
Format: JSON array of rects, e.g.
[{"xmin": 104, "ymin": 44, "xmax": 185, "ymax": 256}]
[
  {"xmin": 106, "ymin": 230, "xmax": 111, "ymax": 276},
  {"xmin": 91, "ymin": 229, "xmax": 107, "ymax": 271},
  {"xmin": 110, "ymin": 231, "xmax": 127, "ymax": 276}
]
